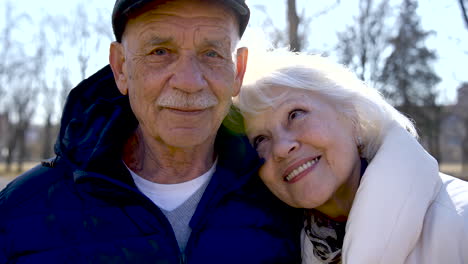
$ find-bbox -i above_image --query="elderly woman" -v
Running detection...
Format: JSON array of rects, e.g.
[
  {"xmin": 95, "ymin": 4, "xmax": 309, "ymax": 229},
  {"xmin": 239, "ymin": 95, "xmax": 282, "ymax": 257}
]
[{"xmin": 234, "ymin": 50, "xmax": 468, "ymax": 264}]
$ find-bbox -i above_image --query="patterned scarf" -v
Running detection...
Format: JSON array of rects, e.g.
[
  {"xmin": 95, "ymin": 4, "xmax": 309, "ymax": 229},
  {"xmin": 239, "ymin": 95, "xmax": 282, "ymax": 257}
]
[
  {"xmin": 304, "ymin": 210, "xmax": 346, "ymax": 264},
  {"xmin": 304, "ymin": 158, "xmax": 367, "ymax": 263}
]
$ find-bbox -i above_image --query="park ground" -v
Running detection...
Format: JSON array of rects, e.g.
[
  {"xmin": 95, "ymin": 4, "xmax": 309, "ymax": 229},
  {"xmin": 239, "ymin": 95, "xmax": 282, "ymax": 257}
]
[{"xmin": 0, "ymin": 162, "xmax": 466, "ymax": 191}]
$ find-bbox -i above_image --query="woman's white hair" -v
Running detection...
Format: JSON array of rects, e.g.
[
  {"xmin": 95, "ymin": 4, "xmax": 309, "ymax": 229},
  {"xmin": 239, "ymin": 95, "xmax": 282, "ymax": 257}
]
[{"xmin": 234, "ymin": 49, "xmax": 417, "ymax": 160}]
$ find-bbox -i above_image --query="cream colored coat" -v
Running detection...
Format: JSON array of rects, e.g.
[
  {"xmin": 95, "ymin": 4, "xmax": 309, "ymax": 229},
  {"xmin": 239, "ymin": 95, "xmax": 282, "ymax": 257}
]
[{"xmin": 301, "ymin": 124, "xmax": 468, "ymax": 264}]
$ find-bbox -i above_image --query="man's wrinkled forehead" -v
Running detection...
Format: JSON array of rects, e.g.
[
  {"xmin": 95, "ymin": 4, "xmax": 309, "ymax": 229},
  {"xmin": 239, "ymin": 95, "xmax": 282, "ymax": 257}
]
[
  {"xmin": 140, "ymin": 28, "xmax": 235, "ymax": 54},
  {"xmin": 124, "ymin": 5, "xmax": 239, "ymax": 47}
]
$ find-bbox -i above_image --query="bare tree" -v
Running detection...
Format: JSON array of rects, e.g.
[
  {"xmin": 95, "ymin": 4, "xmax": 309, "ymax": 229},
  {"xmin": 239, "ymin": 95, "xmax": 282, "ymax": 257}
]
[
  {"xmin": 336, "ymin": 0, "xmax": 391, "ymax": 86},
  {"xmin": 67, "ymin": 4, "xmax": 111, "ymax": 81},
  {"xmin": 38, "ymin": 15, "xmax": 70, "ymax": 159},
  {"xmin": 255, "ymin": 0, "xmax": 339, "ymax": 51},
  {"xmin": 9, "ymin": 83, "xmax": 36, "ymax": 172},
  {"xmin": 11, "ymin": 32, "xmax": 48, "ymax": 171},
  {"xmin": 41, "ymin": 83, "xmax": 55, "ymax": 159},
  {"xmin": 69, "ymin": 4, "xmax": 92, "ymax": 80},
  {"xmin": 287, "ymin": 0, "xmax": 340, "ymax": 51},
  {"xmin": 1, "ymin": 2, "xmax": 115, "ymax": 169},
  {"xmin": 5, "ymin": 68, "xmax": 37, "ymax": 172},
  {"xmin": 0, "ymin": 1, "xmax": 32, "ymax": 171},
  {"xmin": 0, "ymin": 1, "xmax": 31, "ymax": 110},
  {"xmin": 39, "ymin": 53, "xmax": 55, "ymax": 159},
  {"xmin": 38, "ymin": 14, "xmax": 73, "ymax": 113}
]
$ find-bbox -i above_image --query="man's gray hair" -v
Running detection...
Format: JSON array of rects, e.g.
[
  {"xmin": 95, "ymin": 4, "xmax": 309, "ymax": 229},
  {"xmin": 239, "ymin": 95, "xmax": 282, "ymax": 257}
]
[{"xmin": 235, "ymin": 49, "xmax": 417, "ymax": 160}]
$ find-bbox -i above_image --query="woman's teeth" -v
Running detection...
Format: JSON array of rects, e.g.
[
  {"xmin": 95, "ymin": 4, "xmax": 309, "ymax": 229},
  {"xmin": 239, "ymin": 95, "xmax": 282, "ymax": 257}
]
[{"xmin": 285, "ymin": 157, "xmax": 320, "ymax": 182}]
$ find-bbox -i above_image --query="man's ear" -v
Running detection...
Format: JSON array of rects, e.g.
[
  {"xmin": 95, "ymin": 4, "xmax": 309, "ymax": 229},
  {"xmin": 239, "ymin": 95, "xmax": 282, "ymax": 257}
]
[
  {"xmin": 233, "ymin": 47, "xmax": 248, "ymax": 97},
  {"xmin": 109, "ymin": 41, "xmax": 128, "ymax": 95}
]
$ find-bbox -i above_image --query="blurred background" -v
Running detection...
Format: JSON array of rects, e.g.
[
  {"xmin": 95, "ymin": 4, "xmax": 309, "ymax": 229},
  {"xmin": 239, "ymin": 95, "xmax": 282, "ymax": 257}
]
[{"xmin": 1, "ymin": 0, "xmax": 467, "ymax": 188}]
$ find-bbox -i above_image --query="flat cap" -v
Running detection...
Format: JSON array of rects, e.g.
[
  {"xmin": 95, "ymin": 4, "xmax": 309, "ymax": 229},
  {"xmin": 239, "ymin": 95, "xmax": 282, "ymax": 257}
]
[{"xmin": 112, "ymin": 0, "xmax": 250, "ymax": 42}]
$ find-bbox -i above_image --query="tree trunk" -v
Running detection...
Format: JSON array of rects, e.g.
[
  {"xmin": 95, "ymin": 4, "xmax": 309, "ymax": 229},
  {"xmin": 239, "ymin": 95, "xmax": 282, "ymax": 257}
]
[
  {"xmin": 16, "ymin": 124, "xmax": 28, "ymax": 173},
  {"xmin": 287, "ymin": 0, "xmax": 301, "ymax": 51},
  {"xmin": 5, "ymin": 125, "xmax": 17, "ymax": 173},
  {"xmin": 42, "ymin": 113, "xmax": 53, "ymax": 159}
]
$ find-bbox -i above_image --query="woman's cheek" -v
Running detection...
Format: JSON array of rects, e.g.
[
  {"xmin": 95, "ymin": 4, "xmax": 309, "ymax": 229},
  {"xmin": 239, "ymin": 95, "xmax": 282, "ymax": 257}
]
[{"xmin": 259, "ymin": 164, "xmax": 274, "ymax": 184}]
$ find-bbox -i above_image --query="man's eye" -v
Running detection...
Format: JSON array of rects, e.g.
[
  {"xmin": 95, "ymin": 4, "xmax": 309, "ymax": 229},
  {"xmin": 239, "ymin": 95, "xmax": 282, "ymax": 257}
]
[
  {"xmin": 288, "ymin": 109, "xmax": 305, "ymax": 121},
  {"xmin": 205, "ymin": 50, "xmax": 219, "ymax": 58},
  {"xmin": 152, "ymin": 48, "xmax": 168, "ymax": 56},
  {"xmin": 253, "ymin": 135, "xmax": 266, "ymax": 149}
]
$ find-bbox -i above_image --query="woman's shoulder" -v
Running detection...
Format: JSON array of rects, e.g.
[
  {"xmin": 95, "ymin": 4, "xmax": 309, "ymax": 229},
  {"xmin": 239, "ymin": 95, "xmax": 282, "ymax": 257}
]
[
  {"xmin": 408, "ymin": 173, "xmax": 468, "ymax": 263},
  {"xmin": 423, "ymin": 172, "xmax": 468, "ymax": 240},
  {"xmin": 431, "ymin": 173, "xmax": 468, "ymax": 219}
]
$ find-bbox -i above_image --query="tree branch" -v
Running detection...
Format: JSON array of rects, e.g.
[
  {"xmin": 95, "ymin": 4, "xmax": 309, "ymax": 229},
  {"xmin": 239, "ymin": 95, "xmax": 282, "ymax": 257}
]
[
  {"xmin": 311, "ymin": 0, "xmax": 341, "ymax": 18},
  {"xmin": 459, "ymin": 0, "xmax": 468, "ymax": 30}
]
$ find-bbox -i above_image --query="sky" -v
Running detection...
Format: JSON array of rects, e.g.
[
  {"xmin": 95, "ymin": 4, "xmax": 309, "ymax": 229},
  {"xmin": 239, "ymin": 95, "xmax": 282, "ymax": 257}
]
[{"xmin": 1, "ymin": 0, "xmax": 467, "ymax": 123}]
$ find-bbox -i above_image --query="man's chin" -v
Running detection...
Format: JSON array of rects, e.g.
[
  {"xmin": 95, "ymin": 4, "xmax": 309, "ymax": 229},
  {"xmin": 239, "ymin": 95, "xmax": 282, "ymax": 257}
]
[{"xmin": 160, "ymin": 129, "xmax": 214, "ymax": 149}]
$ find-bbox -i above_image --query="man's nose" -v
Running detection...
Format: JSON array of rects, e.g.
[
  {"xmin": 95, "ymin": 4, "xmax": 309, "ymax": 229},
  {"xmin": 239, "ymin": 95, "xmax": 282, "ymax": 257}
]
[
  {"xmin": 272, "ymin": 134, "xmax": 299, "ymax": 162},
  {"xmin": 169, "ymin": 55, "xmax": 207, "ymax": 93}
]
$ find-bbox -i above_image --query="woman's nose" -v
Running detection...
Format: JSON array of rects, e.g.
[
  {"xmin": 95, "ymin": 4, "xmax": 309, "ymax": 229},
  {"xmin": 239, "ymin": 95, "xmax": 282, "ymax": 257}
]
[{"xmin": 272, "ymin": 134, "xmax": 299, "ymax": 161}]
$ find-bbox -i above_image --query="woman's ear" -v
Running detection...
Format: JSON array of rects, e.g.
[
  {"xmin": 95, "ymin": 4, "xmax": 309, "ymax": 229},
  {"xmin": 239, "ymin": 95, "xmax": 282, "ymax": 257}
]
[{"xmin": 109, "ymin": 41, "xmax": 128, "ymax": 95}]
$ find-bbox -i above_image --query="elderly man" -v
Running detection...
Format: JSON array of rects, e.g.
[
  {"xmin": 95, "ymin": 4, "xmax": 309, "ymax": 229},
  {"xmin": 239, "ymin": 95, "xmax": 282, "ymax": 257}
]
[{"xmin": 0, "ymin": 0, "xmax": 301, "ymax": 263}]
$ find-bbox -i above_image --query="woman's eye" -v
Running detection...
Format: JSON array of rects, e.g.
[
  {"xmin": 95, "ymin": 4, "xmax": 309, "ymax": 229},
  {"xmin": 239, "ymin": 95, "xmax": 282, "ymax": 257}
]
[
  {"xmin": 253, "ymin": 135, "xmax": 266, "ymax": 149},
  {"xmin": 288, "ymin": 109, "xmax": 306, "ymax": 121}
]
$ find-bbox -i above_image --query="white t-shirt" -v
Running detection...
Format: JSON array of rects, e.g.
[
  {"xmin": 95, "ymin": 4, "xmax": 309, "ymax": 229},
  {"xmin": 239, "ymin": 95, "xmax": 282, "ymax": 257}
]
[{"xmin": 127, "ymin": 160, "xmax": 217, "ymax": 211}]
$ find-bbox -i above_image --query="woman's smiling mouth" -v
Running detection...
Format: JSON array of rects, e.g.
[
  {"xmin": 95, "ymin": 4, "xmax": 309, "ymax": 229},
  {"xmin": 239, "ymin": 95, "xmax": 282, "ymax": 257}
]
[{"xmin": 284, "ymin": 156, "xmax": 321, "ymax": 182}]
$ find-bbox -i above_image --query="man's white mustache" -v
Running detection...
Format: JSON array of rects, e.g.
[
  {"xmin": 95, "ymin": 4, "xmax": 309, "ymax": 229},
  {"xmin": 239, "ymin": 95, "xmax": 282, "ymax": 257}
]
[{"xmin": 156, "ymin": 90, "xmax": 218, "ymax": 109}]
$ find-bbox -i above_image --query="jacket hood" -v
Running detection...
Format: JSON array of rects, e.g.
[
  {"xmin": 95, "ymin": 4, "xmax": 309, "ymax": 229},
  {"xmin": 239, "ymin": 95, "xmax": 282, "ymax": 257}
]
[{"xmin": 55, "ymin": 65, "xmax": 138, "ymax": 173}]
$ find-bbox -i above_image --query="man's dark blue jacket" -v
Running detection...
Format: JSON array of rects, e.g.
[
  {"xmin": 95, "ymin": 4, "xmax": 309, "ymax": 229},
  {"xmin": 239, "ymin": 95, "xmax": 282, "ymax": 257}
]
[{"xmin": 0, "ymin": 65, "xmax": 302, "ymax": 263}]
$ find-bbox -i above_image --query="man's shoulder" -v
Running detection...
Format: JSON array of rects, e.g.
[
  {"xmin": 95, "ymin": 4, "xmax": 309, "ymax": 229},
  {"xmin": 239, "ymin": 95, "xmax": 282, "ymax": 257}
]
[{"xmin": 0, "ymin": 160, "xmax": 70, "ymax": 214}]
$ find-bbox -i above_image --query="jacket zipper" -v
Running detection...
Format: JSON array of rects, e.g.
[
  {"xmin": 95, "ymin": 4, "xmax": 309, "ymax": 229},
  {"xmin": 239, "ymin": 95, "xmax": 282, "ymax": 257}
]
[{"xmin": 179, "ymin": 252, "xmax": 187, "ymax": 264}]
